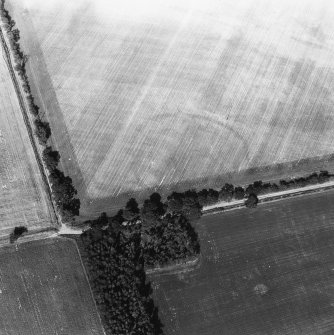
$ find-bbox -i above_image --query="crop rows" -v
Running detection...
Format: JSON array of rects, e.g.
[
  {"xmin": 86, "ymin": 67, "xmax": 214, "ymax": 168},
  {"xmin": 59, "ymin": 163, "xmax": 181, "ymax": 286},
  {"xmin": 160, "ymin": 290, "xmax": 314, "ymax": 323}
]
[
  {"xmin": 150, "ymin": 188, "xmax": 334, "ymax": 334},
  {"xmin": 9, "ymin": 0, "xmax": 334, "ymax": 219},
  {"xmin": 0, "ymin": 40, "xmax": 55, "ymax": 236},
  {"xmin": 0, "ymin": 237, "xmax": 105, "ymax": 335}
]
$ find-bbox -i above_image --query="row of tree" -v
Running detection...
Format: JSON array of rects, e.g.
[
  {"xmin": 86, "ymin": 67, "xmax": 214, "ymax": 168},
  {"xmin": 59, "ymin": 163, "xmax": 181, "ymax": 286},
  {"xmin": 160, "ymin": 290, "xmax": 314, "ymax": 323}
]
[
  {"xmin": 0, "ymin": 1, "xmax": 80, "ymax": 222},
  {"xmin": 190, "ymin": 171, "xmax": 332, "ymax": 207}
]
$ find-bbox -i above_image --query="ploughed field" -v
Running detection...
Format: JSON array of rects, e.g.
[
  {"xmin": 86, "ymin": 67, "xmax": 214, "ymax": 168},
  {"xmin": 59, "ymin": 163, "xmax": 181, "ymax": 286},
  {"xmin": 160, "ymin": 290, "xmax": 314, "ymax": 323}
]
[
  {"xmin": 149, "ymin": 188, "xmax": 334, "ymax": 334},
  {"xmin": 0, "ymin": 44, "xmax": 55, "ymax": 236},
  {"xmin": 0, "ymin": 237, "xmax": 105, "ymax": 335},
  {"xmin": 9, "ymin": 0, "xmax": 334, "ymax": 217}
]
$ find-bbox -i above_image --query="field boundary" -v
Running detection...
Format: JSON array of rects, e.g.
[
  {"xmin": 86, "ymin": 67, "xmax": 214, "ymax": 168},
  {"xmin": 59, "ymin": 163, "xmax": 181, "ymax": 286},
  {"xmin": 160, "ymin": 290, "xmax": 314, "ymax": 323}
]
[
  {"xmin": 203, "ymin": 180, "xmax": 334, "ymax": 215},
  {"xmin": 0, "ymin": 25, "xmax": 60, "ymax": 227},
  {"xmin": 146, "ymin": 255, "xmax": 201, "ymax": 275}
]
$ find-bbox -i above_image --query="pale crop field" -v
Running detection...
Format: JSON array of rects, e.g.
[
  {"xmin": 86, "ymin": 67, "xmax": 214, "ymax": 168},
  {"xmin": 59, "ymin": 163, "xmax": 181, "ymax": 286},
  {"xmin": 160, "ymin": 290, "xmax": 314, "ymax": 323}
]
[
  {"xmin": 149, "ymin": 188, "xmax": 334, "ymax": 334},
  {"xmin": 0, "ymin": 45, "xmax": 55, "ymax": 236},
  {"xmin": 8, "ymin": 0, "xmax": 334, "ymax": 216},
  {"xmin": 0, "ymin": 237, "xmax": 105, "ymax": 335}
]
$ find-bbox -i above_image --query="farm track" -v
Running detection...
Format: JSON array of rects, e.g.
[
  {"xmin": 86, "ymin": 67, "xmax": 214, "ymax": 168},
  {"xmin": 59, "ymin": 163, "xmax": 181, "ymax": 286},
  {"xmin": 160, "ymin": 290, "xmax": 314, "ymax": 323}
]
[
  {"xmin": 203, "ymin": 180, "xmax": 334, "ymax": 216},
  {"xmin": 0, "ymin": 26, "xmax": 60, "ymax": 227}
]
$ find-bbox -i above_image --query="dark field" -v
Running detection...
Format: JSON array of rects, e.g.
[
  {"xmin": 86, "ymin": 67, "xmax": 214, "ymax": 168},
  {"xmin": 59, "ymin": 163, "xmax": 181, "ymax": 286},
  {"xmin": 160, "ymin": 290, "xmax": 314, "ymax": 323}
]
[
  {"xmin": 0, "ymin": 237, "xmax": 104, "ymax": 335},
  {"xmin": 150, "ymin": 189, "xmax": 334, "ymax": 334}
]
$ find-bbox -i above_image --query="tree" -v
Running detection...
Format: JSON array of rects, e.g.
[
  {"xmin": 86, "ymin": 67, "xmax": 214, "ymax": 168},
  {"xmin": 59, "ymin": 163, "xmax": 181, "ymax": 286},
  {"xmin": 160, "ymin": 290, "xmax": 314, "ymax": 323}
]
[
  {"xmin": 318, "ymin": 170, "xmax": 330, "ymax": 183},
  {"xmin": 245, "ymin": 193, "xmax": 258, "ymax": 208},
  {"xmin": 142, "ymin": 213, "xmax": 200, "ymax": 268},
  {"xmin": 234, "ymin": 186, "xmax": 245, "ymax": 200},
  {"xmin": 166, "ymin": 190, "xmax": 202, "ymax": 220},
  {"xmin": 306, "ymin": 173, "xmax": 318, "ymax": 185},
  {"xmin": 49, "ymin": 169, "xmax": 77, "ymax": 204},
  {"xmin": 34, "ymin": 119, "xmax": 51, "ymax": 145},
  {"xmin": 207, "ymin": 188, "xmax": 219, "ymax": 204},
  {"xmin": 123, "ymin": 198, "xmax": 140, "ymax": 221},
  {"xmin": 11, "ymin": 27, "xmax": 20, "ymax": 42},
  {"xmin": 269, "ymin": 183, "xmax": 279, "ymax": 192},
  {"xmin": 42, "ymin": 146, "xmax": 60, "ymax": 171},
  {"xmin": 141, "ymin": 193, "xmax": 165, "ymax": 229},
  {"xmin": 182, "ymin": 190, "xmax": 202, "ymax": 221},
  {"xmin": 219, "ymin": 183, "xmax": 234, "ymax": 202},
  {"xmin": 62, "ymin": 198, "xmax": 81, "ymax": 218},
  {"xmin": 166, "ymin": 192, "xmax": 184, "ymax": 213},
  {"xmin": 197, "ymin": 189, "xmax": 209, "ymax": 206},
  {"xmin": 246, "ymin": 180, "xmax": 264, "ymax": 195},
  {"xmin": 48, "ymin": 169, "xmax": 80, "ymax": 220},
  {"xmin": 26, "ymin": 95, "xmax": 39, "ymax": 116}
]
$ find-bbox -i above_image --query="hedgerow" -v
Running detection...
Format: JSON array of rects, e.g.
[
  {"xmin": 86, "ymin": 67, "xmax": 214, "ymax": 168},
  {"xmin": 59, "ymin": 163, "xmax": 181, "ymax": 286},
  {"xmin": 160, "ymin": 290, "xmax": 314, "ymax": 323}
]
[{"xmin": 196, "ymin": 170, "xmax": 332, "ymax": 207}]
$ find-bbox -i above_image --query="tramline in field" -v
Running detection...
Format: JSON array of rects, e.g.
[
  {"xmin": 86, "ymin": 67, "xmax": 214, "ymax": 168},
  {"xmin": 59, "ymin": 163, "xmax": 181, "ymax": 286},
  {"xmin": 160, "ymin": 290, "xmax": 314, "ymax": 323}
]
[
  {"xmin": 8, "ymin": 0, "xmax": 334, "ymax": 219},
  {"xmin": 0, "ymin": 237, "xmax": 105, "ymax": 335},
  {"xmin": 0, "ymin": 42, "xmax": 55, "ymax": 237},
  {"xmin": 150, "ymin": 188, "xmax": 334, "ymax": 335}
]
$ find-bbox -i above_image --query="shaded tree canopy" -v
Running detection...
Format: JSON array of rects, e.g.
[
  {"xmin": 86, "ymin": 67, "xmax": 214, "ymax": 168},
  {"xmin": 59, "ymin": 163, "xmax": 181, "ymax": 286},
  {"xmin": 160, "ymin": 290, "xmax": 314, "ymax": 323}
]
[
  {"xmin": 207, "ymin": 188, "xmax": 219, "ymax": 204},
  {"xmin": 234, "ymin": 186, "xmax": 245, "ymax": 200},
  {"xmin": 34, "ymin": 118, "xmax": 51, "ymax": 145},
  {"xmin": 197, "ymin": 189, "xmax": 209, "ymax": 206},
  {"xmin": 141, "ymin": 193, "xmax": 166, "ymax": 229},
  {"xmin": 42, "ymin": 146, "xmax": 60, "ymax": 172},
  {"xmin": 219, "ymin": 183, "xmax": 234, "ymax": 202},
  {"xmin": 245, "ymin": 193, "xmax": 259, "ymax": 208},
  {"xmin": 49, "ymin": 169, "xmax": 77, "ymax": 203},
  {"xmin": 49, "ymin": 169, "xmax": 80, "ymax": 220},
  {"xmin": 142, "ymin": 213, "xmax": 200, "ymax": 268},
  {"xmin": 123, "ymin": 198, "xmax": 140, "ymax": 221},
  {"xmin": 167, "ymin": 190, "xmax": 202, "ymax": 221},
  {"xmin": 166, "ymin": 191, "xmax": 184, "ymax": 213}
]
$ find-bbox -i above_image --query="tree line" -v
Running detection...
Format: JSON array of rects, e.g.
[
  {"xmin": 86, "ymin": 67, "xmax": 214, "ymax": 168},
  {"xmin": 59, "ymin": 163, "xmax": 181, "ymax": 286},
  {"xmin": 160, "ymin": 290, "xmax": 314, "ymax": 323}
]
[
  {"xmin": 0, "ymin": 1, "xmax": 80, "ymax": 222},
  {"xmin": 196, "ymin": 170, "xmax": 332, "ymax": 207}
]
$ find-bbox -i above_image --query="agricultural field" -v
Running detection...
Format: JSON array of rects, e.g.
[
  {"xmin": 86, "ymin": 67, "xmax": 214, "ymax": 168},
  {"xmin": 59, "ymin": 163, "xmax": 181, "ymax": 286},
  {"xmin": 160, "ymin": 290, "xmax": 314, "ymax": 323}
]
[
  {"xmin": 0, "ymin": 237, "xmax": 105, "ymax": 335},
  {"xmin": 149, "ymin": 188, "xmax": 334, "ymax": 334},
  {"xmin": 0, "ymin": 42, "xmax": 55, "ymax": 237},
  {"xmin": 8, "ymin": 0, "xmax": 334, "ymax": 217}
]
